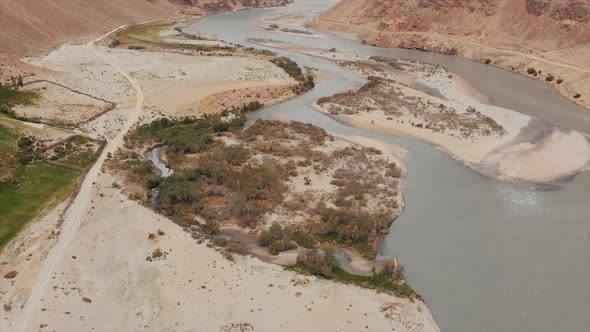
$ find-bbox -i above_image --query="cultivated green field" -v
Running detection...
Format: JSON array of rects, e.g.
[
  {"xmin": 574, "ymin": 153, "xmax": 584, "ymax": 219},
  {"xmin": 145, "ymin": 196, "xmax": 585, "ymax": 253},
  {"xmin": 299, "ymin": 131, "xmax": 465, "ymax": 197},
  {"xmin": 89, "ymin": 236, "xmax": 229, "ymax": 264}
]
[{"xmin": 0, "ymin": 162, "xmax": 80, "ymax": 250}]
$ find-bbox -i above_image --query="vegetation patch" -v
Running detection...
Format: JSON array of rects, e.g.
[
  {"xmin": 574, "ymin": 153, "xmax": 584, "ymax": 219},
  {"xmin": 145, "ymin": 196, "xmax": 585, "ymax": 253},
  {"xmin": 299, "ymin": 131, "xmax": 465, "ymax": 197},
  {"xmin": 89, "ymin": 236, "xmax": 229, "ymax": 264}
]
[
  {"xmin": 0, "ymin": 85, "xmax": 38, "ymax": 109},
  {"xmin": 318, "ymin": 75, "xmax": 505, "ymax": 139},
  {"xmin": 112, "ymin": 105, "xmax": 402, "ymax": 259},
  {"xmin": 0, "ymin": 162, "xmax": 79, "ymax": 250},
  {"xmin": 291, "ymin": 248, "xmax": 420, "ymax": 299},
  {"xmin": 0, "ymin": 118, "xmax": 100, "ymax": 251}
]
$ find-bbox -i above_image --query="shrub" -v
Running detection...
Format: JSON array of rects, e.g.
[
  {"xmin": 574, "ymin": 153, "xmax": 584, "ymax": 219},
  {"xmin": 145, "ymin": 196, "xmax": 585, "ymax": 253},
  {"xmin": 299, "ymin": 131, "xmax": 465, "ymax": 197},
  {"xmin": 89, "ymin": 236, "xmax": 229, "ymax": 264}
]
[
  {"xmin": 17, "ymin": 136, "xmax": 35, "ymax": 149},
  {"xmin": 216, "ymin": 145, "xmax": 250, "ymax": 166},
  {"xmin": 258, "ymin": 222, "xmax": 285, "ymax": 246},
  {"xmin": 527, "ymin": 68, "xmax": 536, "ymax": 75},
  {"xmin": 574, "ymin": 94, "xmax": 581, "ymax": 99},
  {"xmin": 201, "ymin": 219, "xmax": 220, "ymax": 235},
  {"xmin": 556, "ymin": 78, "xmax": 563, "ymax": 84},
  {"xmin": 268, "ymin": 240, "xmax": 297, "ymax": 255},
  {"xmin": 271, "ymin": 57, "xmax": 304, "ymax": 81},
  {"xmin": 17, "ymin": 152, "xmax": 34, "ymax": 165},
  {"xmin": 286, "ymin": 227, "xmax": 316, "ymax": 248},
  {"xmin": 484, "ymin": 59, "xmax": 491, "ymax": 64},
  {"xmin": 545, "ymin": 75, "xmax": 554, "ymax": 82},
  {"xmin": 296, "ymin": 249, "xmax": 337, "ymax": 278},
  {"xmin": 146, "ymin": 178, "xmax": 160, "ymax": 189},
  {"xmin": 109, "ymin": 39, "xmax": 120, "ymax": 47}
]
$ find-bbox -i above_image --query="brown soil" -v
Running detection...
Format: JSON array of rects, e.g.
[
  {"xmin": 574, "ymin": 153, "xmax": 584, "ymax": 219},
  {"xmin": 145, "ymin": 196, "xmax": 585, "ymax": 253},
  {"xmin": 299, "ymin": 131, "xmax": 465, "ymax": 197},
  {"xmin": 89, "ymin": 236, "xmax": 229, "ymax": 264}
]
[{"xmin": 0, "ymin": 0, "xmax": 290, "ymax": 82}]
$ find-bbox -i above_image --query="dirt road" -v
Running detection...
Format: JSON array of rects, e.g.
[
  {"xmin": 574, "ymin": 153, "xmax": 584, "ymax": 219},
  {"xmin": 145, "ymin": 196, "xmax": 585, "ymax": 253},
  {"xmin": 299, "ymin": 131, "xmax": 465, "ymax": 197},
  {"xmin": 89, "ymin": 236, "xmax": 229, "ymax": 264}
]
[
  {"xmin": 14, "ymin": 25, "xmax": 146, "ymax": 332},
  {"xmin": 316, "ymin": 18, "xmax": 590, "ymax": 73}
]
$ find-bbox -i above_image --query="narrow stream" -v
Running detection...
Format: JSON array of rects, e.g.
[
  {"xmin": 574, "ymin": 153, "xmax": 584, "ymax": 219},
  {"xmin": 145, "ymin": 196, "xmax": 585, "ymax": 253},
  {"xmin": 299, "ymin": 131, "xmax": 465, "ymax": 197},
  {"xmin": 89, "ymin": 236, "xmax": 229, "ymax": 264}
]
[{"xmin": 186, "ymin": 2, "xmax": 590, "ymax": 331}]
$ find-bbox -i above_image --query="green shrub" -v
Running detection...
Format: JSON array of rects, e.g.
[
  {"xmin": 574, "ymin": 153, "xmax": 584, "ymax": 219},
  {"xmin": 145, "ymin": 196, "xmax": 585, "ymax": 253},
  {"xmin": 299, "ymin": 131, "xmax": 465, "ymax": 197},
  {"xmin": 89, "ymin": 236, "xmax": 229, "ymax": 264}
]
[
  {"xmin": 527, "ymin": 68, "xmax": 536, "ymax": 75},
  {"xmin": 17, "ymin": 136, "xmax": 35, "ymax": 149},
  {"xmin": 259, "ymin": 222, "xmax": 285, "ymax": 246},
  {"xmin": 146, "ymin": 178, "xmax": 160, "ymax": 189},
  {"xmin": 271, "ymin": 57, "xmax": 304, "ymax": 81},
  {"xmin": 556, "ymin": 78, "xmax": 563, "ymax": 84},
  {"xmin": 201, "ymin": 219, "xmax": 220, "ymax": 235},
  {"xmin": 17, "ymin": 152, "xmax": 34, "ymax": 165},
  {"xmin": 296, "ymin": 249, "xmax": 337, "ymax": 278},
  {"xmin": 484, "ymin": 59, "xmax": 491, "ymax": 64},
  {"xmin": 545, "ymin": 75, "xmax": 554, "ymax": 82},
  {"xmin": 268, "ymin": 240, "xmax": 297, "ymax": 255},
  {"xmin": 574, "ymin": 93, "xmax": 581, "ymax": 99}
]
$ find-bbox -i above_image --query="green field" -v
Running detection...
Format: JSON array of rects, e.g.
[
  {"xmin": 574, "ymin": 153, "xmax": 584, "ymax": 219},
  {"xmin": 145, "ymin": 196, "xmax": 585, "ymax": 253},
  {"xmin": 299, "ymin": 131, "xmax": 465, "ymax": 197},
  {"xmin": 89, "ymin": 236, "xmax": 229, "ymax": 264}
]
[
  {"xmin": 0, "ymin": 162, "xmax": 80, "ymax": 249},
  {"xmin": 0, "ymin": 85, "xmax": 38, "ymax": 109}
]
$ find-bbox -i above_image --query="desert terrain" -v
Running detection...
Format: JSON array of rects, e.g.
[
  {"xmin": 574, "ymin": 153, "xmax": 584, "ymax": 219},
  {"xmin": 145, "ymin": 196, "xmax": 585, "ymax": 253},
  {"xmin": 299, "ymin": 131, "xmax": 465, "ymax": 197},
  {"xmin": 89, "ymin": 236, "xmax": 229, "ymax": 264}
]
[
  {"xmin": 0, "ymin": 0, "xmax": 291, "ymax": 83},
  {"xmin": 310, "ymin": 0, "xmax": 590, "ymax": 109},
  {"xmin": 0, "ymin": 5, "xmax": 439, "ymax": 331}
]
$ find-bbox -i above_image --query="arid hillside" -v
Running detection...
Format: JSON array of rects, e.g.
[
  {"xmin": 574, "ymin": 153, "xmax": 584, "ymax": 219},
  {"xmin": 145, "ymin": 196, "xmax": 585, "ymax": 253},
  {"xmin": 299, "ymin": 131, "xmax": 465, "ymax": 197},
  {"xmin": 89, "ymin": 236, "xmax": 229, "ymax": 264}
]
[
  {"xmin": 312, "ymin": 0, "xmax": 590, "ymax": 108},
  {"xmin": 316, "ymin": 0, "xmax": 589, "ymax": 55},
  {"xmin": 0, "ymin": 0, "xmax": 289, "ymax": 80}
]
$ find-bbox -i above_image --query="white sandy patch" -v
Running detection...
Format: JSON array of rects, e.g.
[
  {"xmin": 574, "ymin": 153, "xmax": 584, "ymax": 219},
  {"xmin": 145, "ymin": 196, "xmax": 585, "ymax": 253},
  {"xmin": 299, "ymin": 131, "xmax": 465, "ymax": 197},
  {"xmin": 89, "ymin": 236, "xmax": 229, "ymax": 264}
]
[
  {"xmin": 495, "ymin": 129, "xmax": 590, "ymax": 182},
  {"xmin": 314, "ymin": 56, "xmax": 590, "ymax": 183}
]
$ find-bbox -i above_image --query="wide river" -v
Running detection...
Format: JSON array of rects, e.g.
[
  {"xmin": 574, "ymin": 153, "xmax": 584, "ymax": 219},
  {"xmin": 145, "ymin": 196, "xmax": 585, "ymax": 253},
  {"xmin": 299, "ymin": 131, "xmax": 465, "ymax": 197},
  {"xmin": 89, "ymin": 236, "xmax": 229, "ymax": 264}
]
[{"xmin": 186, "ymin": 1, "xmax": 590, "ymax": 331}]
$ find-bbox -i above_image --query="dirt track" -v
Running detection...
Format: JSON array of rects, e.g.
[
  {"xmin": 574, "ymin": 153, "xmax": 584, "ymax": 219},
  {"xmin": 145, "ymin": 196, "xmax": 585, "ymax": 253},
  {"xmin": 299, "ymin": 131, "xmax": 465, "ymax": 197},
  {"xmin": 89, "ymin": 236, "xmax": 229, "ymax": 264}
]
[{"xmin": 14, "ymin": 24, "xmax": 146, "ymax": 332}]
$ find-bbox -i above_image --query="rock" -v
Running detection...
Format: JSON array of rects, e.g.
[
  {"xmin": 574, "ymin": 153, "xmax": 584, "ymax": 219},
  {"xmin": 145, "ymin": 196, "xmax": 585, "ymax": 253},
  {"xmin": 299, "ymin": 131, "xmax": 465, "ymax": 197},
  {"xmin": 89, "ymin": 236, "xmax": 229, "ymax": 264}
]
[{"xmin": 3, "ymin": 270, "xmax": 17, "ymax": 279}]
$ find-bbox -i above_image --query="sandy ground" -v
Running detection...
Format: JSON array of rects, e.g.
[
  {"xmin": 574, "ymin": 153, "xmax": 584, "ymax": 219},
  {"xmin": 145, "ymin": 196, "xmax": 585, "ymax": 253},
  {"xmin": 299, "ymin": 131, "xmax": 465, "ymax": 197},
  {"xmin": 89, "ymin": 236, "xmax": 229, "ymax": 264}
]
[
  {"xmin": 1, "ymin": 21, "xmax": 440, "ymax": 332},
  {"xmin": 1, "ymin": 171, "xmax": 438, "ymax": 332},
  {"xmin": 311, "ymin": 53, "xmax": 590, "ymax": 183}
]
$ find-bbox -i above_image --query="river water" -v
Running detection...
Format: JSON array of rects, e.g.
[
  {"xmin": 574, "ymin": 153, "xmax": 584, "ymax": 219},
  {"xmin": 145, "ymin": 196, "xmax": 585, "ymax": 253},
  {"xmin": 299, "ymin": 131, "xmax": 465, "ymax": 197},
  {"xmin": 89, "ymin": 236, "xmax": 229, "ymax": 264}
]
[{"xmin": 186, "ymin": 1, "xmax": 590, "ymax": 331}]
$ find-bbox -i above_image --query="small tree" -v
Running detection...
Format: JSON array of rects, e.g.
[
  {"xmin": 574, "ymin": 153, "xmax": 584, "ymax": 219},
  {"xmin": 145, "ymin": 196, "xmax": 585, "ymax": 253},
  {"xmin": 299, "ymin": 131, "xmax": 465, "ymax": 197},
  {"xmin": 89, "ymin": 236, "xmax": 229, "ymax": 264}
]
[
  {"xmin": 527, "ymin": 68, "xmax": 536, "ymax": 75},
  {"xmin": 484, "ymin": 59, "xmax": 491, "ymax": 64}
]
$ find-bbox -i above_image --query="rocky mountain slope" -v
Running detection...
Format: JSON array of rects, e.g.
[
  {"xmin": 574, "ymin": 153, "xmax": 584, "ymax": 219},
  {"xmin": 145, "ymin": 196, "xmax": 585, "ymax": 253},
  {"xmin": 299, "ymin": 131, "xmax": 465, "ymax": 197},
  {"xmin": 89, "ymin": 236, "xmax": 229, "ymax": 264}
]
[
  {"xmin": 316, "ymin": 0, "xmax": 589, "ymax": 55},
  {"xmin": 311, "ymin": 0, "xmax": 590, "ymax": 108},
  {"xmin": 0, "ymin": 0, "xmax": 289, "ymax": 81}
]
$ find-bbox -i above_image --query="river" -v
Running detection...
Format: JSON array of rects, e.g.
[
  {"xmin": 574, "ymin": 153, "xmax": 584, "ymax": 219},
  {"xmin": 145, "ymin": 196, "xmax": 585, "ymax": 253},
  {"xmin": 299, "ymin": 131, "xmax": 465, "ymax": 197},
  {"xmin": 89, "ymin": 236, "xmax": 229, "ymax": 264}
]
[{"xmin": 186, "ymin": 1, "xmax": 590, "ymax": 331}]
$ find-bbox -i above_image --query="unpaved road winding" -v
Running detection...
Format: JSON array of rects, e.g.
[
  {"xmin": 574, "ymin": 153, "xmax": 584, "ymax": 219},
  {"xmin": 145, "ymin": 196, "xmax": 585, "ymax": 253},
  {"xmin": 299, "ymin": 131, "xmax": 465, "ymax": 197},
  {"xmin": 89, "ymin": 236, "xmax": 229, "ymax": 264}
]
[{"xmin": 14, "ymin": 26, "xmax": 146, "ymax": 332}]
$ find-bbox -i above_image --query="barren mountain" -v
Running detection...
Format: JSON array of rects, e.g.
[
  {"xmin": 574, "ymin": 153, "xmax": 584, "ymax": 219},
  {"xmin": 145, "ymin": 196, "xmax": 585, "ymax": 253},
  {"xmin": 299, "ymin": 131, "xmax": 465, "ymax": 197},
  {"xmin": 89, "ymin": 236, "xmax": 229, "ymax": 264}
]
[
  {"xmin": 0, "ymin": 0, "xmax": 289, "ymax": 80},
  {"xmin": 316, "ymin": 0, "xmax": 590, "ymax": 55},
  {"xmin": 311, "ymin": 0, "xmax": 590, "ymax": 108}
]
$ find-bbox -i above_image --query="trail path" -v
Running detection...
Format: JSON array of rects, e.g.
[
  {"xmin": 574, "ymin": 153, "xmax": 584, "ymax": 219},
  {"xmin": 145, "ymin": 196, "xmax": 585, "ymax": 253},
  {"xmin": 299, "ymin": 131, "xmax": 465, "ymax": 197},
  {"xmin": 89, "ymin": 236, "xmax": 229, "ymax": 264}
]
[
  {"xmin": 14, "ymin": 25, "xmax": 145, "ymax": 332},
  {"xmin": 316, "ymin": 19, "xmax": 590, "ymax": 73}
]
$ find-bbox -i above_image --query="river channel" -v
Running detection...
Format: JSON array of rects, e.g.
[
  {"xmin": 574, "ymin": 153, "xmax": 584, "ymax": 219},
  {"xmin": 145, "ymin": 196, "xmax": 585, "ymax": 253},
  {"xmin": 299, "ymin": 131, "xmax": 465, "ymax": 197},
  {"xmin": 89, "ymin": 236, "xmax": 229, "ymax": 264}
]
[{"xmin": 185, "ymin": 2, "xmax": 590, "ymax": 331}]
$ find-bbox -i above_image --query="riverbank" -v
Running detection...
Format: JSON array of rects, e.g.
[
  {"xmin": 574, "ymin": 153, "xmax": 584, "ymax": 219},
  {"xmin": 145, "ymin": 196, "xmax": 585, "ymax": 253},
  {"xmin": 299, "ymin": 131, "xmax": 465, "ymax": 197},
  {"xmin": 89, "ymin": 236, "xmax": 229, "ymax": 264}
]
[
  {"xmin": 311, "ymin": 54, "xmax": 590, "ymax": 183},
  {"xmin": 0, "ymin": 13, "xmax": 440, "ymax": 332},
  {"xmin": 309, "ymin": 8, "xmax": 590, "ymax": 111}
]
